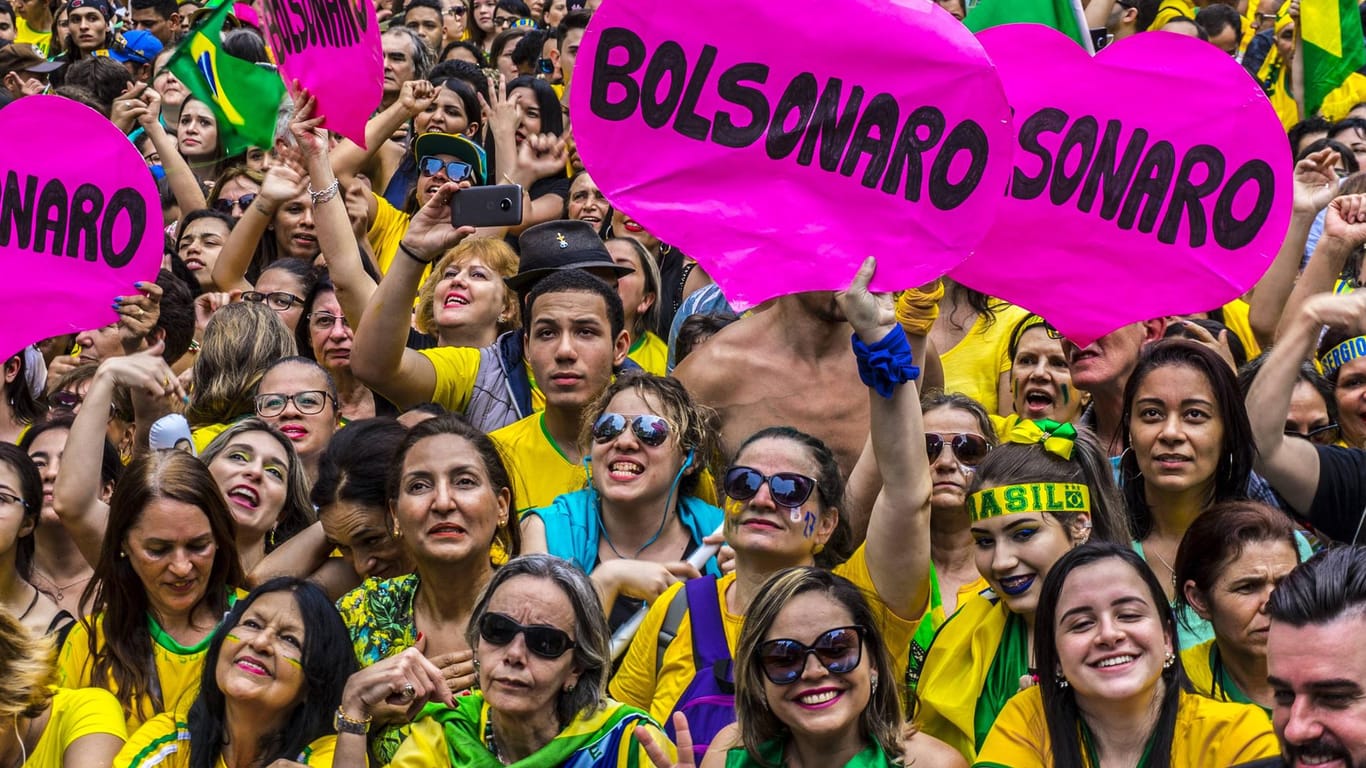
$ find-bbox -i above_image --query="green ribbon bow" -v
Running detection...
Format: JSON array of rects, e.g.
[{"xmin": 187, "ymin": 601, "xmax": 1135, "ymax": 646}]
[{"xmin": 1003, "ymin": 419, "xmax": 1077, "ymax": 460}]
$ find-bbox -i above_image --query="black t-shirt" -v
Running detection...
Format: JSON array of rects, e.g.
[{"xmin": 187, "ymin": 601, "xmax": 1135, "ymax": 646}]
[{"xmin": 1308, "ymin": 444, "xmax": 1366, "ymax": 543}]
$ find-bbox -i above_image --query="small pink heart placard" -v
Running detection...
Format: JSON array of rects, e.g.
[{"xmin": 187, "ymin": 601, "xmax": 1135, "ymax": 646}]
[
  {"xmin": 0, "ymin": 96, "xmax": 164, "ymax": 357},
  {"xmin": 951, "ymin": 25, "xmax": 1292, "ymax": 347},
  {"xmin": 570, "ymin": 0, "xmax": 1014, "ymax": 309}
]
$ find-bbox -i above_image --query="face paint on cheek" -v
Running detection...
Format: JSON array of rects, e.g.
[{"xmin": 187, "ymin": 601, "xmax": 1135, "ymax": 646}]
[
  {"xmin": 803, "ymin": 511, "xmax": 816, "ymax": 538},
  {"xmin": 790, "ymin": 507, "xmax": 803, "ymax": 523},
  {"xmin": 226, "ymin": 633, "xmax": 242, "ymax": 643},
  {"xmin": 1060, "ymin": 383, "xmax": 1071, "ymax": 405},
  {"xmin": 724, "ymin": 498, "xmax": 745, "ymax": 517},
  {"xmin": 283, "ymin": 655, "xmax": 303, "ymax": 669}
]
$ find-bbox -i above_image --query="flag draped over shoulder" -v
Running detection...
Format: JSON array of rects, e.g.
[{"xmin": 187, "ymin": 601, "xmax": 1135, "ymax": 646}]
[
  {"xmin": 166, "ymin": 0, "xmax": 284, "ymax": 155},
  {"xmin": 1301, "ymin": 0, "xmax": 1366, "ymax": 116},
  {"xmin": 964, "ymin": 0, "xmax": 1094, "ymax": 53}
]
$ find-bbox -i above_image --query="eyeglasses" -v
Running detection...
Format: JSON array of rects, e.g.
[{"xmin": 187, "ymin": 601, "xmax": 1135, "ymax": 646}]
[
  {"xmin": 0, "ymin": 492, "xmax": 26, "ymax": 509},
  {"xmin": 254, "ymin": 390, "xmax": 333, "ymax": 417},
  {"xmin": 445, "ymin": 5, "xmax": 466, "ymax": 15},
  {"xmin": 477, "ymin": 612, "xmax": 576, "ymax": 658},
  {"xmin": 592, "ymin": 413, "xmax": 671, "ymax": 447},
  {"xmin": 925, "ymin": 433, "xmax": 991, "ymax": 467},
  {"xmin": 758, "ymin": 626, "xmax": 865, "ymax": 685},
  {"xmin": 723, "ymin": 466, "xmax": 817, "ymax": 509},
  {"xmin": 419, "ymin": 156, "xmax": 474, "ymax": 182},
  {"xmin": 50, "ymin": 390, "xmax": 83, "ymax": 412},
  {"xmin": 1286, "ymin": 423, "xmax": 1340, "ymax": 446},
  {"xmin": 213, "ymin": 193, "xmax": 257, "ymax": 214},
  {"xmin": 308, "ymin": 312, "xmax": 351, "ymax": 332},
  {"xmin": 493, "ymin": 14, "xmax": 530, "ymax": 26},
  {"xmin": 242, "ymin": 291, "xmax": 305, "ymax": 312}
]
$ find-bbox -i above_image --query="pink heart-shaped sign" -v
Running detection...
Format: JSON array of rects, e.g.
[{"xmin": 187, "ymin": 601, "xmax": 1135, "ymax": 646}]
[
  {"xmin": 570, "ymin": 0, "xmax": 1013, "ymax": 309},
  {"xmin": 951, "ymin": 25, "xmax": 1292, "ymax": 347},
  {"xmin": 0, "ymin": 96, "xmax": 164, "ymax": 357}
]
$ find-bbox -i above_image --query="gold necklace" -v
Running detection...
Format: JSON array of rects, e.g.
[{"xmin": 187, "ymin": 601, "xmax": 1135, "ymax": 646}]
[{"xmin": 31, "ymin": 569, "xmax": 91, "ymax": 603}]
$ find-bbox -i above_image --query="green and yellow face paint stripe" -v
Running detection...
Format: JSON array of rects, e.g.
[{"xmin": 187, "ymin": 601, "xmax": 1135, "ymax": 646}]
[{"xmin": 966, "ymin": 482, "xmax": 1091, "ymax": 523}]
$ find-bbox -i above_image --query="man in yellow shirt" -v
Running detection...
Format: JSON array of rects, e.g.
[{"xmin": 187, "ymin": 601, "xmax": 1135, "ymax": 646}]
[
  {"xmin": 490, "ymin": 267, "xmax": 629, "ymax": 513},
  {"xmin": 11, "ymin": 0, "xmax": 53, "ymax": 56}
]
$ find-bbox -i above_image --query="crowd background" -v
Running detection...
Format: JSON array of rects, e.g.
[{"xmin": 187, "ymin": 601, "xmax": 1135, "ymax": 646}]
[{"xmin": 1, "ymin": 0, "xmax": 1366, "ymax": 766}]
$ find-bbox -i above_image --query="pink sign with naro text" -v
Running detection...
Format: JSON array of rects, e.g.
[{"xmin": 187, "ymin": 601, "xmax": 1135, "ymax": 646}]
[
  {"xmin": 571, "ymin": 0, "xmax": 1014, "ymax": 309},
  {"xmin": 259, "ymin": 0, "xmax": 383, "ymax": 147},
  {"xmin": 951, "ymin": 25, "xmax": 1292, "ymax": 347},
  {"xmin": 0, "ymin": 96, "xmax": 163, "ymax": 357}
]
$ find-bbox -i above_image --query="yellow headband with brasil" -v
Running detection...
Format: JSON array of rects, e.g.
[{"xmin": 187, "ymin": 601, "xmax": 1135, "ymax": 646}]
[
  {"xmin": 967, "ymin": 482, "xmax": 1091, "ymax": 522},
  {"xmin": 1320, "ymin": 336, "xmax": 1366, "ymax": 378}
]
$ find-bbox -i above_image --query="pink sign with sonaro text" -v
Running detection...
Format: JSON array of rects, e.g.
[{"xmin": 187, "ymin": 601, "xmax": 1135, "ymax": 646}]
[
  {"xmin": 0, "ymin": 96, "xmax": 163, "ymax": 357},
  {"xmin": 259, "ymin": 0, "xmax": 382, "ymax": 147},
  {"xmin": 951, "ymin": 25, "xmax": 1292, "ymax": 347},
  {"xmin": 570, "ymin": 0, "xmax": 1014, "ymax": 309}
]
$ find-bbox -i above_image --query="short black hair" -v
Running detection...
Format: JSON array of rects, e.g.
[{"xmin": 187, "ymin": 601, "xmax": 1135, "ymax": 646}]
[
  {"xmin": 511, "ymin": 27, "xmax": 550, "ymax": 69},
  {"xmin": 0, "ymin": 1, "xmax": 16, "ymax": 25},
  {"xmin": 403, "ymin": 0, "xmax": 440, "ymax": 18},
  {"xmin": 130, "ymin": 0, "xmax": 177, "ymax": 17},
  {"xmin": 557, "ymin": 8, "xmax": 590, "ymax": 48},
  {"xmin": 1268, "ymin": 546, "xmax": 1366, "ymax": 626},
  {"xmin": 436, "ymin": 40, "xmax": 488, "ymax": 67},
  {"xmin": 1300, "ymin": 137, "xmax": 1360, "ymax": 174},
  {"xmin": 523, "ymin": 268, "xmax": 625, "ymax": 341},
  {"xmin": 1288, "ymin": 115, "xmax": 1333, "ymax": 156},
  {"xmin": 63, "ymin": 58, "xmax": 134, "ymax": 113},
  {"xmin": 155, "ymin": 268, "xmax": 196, "ymax": 363},
  {"xmin": 1194, "ymin": 3, "xmax": 1240, "ymax": 43},
  {"xmin": 496, "ymin": 0, "xmax": 529, "ymax": 15}
]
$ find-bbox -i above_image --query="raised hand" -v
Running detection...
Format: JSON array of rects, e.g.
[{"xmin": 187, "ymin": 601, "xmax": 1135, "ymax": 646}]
[
  {"xmin": 114, "ymin": 280, "xmax": 162, "ymax": 355},
  {"xmin": 835, "ymin": 256, "xmax": 896, "ymax": 342},
  {"xmin": 399, "ymin": 79, "xmax": 439, "ymax": 118},
  {"xmin": 1323, "ymin": 193, "xmax": 1366, "ymax": 248},
  {"xmin": 1292, "ymin": 147, "xmax": 1340, "ymax": 215},
  {"xmin": 637, "ymin": 713, "xmax": 694, "ymax": 768},
  {"xmin": 399, "ymin": 181, "xmax": 476, "ymax": 261}
]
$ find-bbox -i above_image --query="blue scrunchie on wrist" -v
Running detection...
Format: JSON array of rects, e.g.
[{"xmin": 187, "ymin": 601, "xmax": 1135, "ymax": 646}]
[{"xmin": 851, "ymin": 326, "xmax": 920, "ymax": 399}]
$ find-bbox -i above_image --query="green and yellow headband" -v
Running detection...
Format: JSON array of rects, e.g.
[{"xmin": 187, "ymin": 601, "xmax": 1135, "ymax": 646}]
[
  {"xmin": 1320, "ymin": 336, "xmax": 1366, "ymax": 378},
  {"xmin": 967, "ymin": 482, "xmax": 1091, "ymax": 522}
]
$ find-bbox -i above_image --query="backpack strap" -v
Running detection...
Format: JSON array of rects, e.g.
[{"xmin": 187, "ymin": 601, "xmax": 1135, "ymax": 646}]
[
  {"xmin": 684, "ymin": 576, "xmax": 733, "ymax": 692},
  {"xmin": 654, "ymin": 583, "xmax": 692, "ymax": 677}
]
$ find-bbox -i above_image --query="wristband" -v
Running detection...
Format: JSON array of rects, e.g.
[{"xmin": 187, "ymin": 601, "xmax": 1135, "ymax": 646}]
[
  {"xmin": 851, "ymin": 325, "xmax": 919, "ymax": 399},
  {"xmin": 399, "ymin": 241, "xmax": 432, "ymax": 265},
  {"xmin": 309, "ymin": 178, "xmax": 341, "ymax": 205},
  {"xmin": 334, "ymin": 706, "xmax": 372, "ymax": 735}
]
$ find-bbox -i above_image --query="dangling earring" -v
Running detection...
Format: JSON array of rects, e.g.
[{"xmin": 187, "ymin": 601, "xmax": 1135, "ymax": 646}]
[
  {"xmin": 1056, "ymin": 671, "xmax": 1069, "ymax": 689},
  {"xmin": 392, "ymin": 521, "xmax": 402, "ymax": 539},
  {"xmin": 870, "ymin": 673, "xmax": 879, "ymax": 694},
  {"xmin": 1163, "ymin": 652, "xmax": 1175, "ymax": 670},
  {"xmin": 268, "ymin": 525, "xmax": 277, "ymax": 549}
]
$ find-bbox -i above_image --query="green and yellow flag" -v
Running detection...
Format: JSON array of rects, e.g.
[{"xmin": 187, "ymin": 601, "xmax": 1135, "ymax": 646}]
[
  {"xmin": 166, "ymin": 0, "xmax": 284, "ymax": 155},
  {"xmin": 1302, "ymin": 0, "xmax": 1366, "ymax": 116}
]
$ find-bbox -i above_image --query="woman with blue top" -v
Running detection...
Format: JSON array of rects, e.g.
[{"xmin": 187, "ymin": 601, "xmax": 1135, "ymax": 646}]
[
  {"xmin": 1173, "ymin": 500, "xmax": 1300, "ymax": 713},
  {"xmin": 1119, "ymin": 339, "xmax": 1311, "ymax": 648},
  {"xmin": 521, "ymin": 372, "xmax": 722, "ymax": 631}
]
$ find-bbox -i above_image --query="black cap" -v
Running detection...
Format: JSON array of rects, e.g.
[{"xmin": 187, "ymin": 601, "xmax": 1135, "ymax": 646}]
[{"xmin": 507, "ymin": 220, "xmax": 632, "ymax": 292}]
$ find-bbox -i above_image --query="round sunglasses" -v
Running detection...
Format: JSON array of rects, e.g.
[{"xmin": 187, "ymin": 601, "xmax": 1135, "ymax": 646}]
[
  {"xmin": 925, "ymin": 432, "xmax": 990, "ymax": 467},
  {"xmin": 591, "ymin": 413, "xmax": 671, "ymax": 447},
  {"xmin": 758, "ymin": 626, "xmax": 865, "ymax": 685},
  {"xmin": 477, "ymin": 612, "xmax": 576, "ymax": 658},
  {"xmin": 723, "ymin": 466, "xmax": 817, "ymax": 509}
]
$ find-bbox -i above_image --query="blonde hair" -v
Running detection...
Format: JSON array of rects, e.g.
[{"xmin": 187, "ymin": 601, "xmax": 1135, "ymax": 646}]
[
  {"xmin": 187, "ymin": 302, "xmax": 297, "ymax": 427},
  {"xmin": 415, "ymin": 239, "xmax": 520, "ymax": 337},
  {"xmin": 0, "ymin": 611, "xmax": 57, "ymax": 719}
]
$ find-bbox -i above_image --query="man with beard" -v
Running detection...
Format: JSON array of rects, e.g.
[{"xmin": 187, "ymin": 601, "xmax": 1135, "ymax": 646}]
[{"xmin": 1235, "ymin": 546, "xmax": 1366, "ymax": 767}]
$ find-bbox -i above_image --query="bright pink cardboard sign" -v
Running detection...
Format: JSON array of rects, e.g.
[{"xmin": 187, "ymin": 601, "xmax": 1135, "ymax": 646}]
[
  {"xmin": 951, "ymin": 25, "xmax": 1292, "ymax": 347},
  {"xmin": 570, "ymin": 0, "xmax": 1014, "ymax": 309},
  {"xmin": 259, "ymin": 0, "xmax": 382, "ymax": 147},
  {"xmin": 0, "ymin": 96, "xmax": 163, "ymax": 357}
]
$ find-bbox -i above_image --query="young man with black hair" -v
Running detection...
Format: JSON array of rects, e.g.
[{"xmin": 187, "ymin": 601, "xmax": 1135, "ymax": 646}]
[
  {"xmin": 128, "ymin": 0, "xmax": 179, "ymax": 45},
  {"xmin": 403, "ymin": 0, "xmax": 444, "ymax": 56}
]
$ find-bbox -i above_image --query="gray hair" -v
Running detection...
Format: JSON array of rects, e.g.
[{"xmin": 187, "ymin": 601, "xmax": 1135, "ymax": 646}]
[
  {"xmin": 465, "ymin": 554, "xmax": 609, "ymax": 725},
  {"xmin": 384, "ymin": 25, "xmax": 434, "ymax": 82}
]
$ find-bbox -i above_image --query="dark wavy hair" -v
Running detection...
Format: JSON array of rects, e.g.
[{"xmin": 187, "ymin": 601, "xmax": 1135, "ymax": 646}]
[
  {"xmin": 186, "ymin": 578, "xmax": 356, "ymax": 768},
  {"xmin": 1034, "ymin": 543, "xmax": 1183, "ymax": 768},
  {"xmin": 1120, "ymin": 339, "xmax": 1255, "ymax": 539},
  {"xmin": 80, "ymin": 450, "xmax": 244, "ymax": 722},
  {"xmin": 0, "ymin": 444, "xmax": 42, "ymax": 580},
  {"xmin": 729, "ymin": 427, "xmax": 852, "ymax": 568}
]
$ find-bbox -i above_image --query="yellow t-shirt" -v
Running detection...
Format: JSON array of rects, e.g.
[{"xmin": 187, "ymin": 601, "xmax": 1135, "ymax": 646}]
[
  {"xmin": 59, "ymin": 615, "xmax": 214, "ymax": 732},
  {"xmin": 14, "ymin": 17, "xmax": 53, "ymax": 57},
  {"xmin": 26, "ymin": 687, "xmax": 128, "ymax": 768},
  {"xmin": 190, "ymin": 422, "xmax": 230, "ymax": 454},
  {"xmin": 628, "ymin": 332, "xmax": 669, "ymax": 376},
  {"xmin": 1219, "ymin": 299, "xmax": 1262, "ymax": 361},
  {"xmin": 420, "ymin": 347, "xmax": 546, "ymax": 416},
  {"xmin": 490, "ymin": 412, "xmax": 587, "ymax": 514},
  {"xmin": 117, "ymin": 712, "xmax": 336, "ymax": 767},
  {"xmin": 939, "ymin": 304, "xmax": 1030, "ymax": 416},
  {"xmin": 973, "ymin": 687, "xmax": 1278, "ymax": 768},
  {"xmin": 608, "ymin": 545, "xmax": 918, "ymax": 725},
  {"xmin": 368, "ymin": 193, "xmax": 412, "ymax": 276},
  {"xmin": 1150, "ymin": 0, "xmax": 1195, "ymax": 29}
]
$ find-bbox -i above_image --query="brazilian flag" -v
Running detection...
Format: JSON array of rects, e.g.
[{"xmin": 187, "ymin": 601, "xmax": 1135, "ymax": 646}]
[
  {"xmin": 1302, "ymin": 0, "xmax": 1366, "ymax": 116},
  {"xmin": 166, "ymin": 0, "xmax": 284, "ymax": 155}
]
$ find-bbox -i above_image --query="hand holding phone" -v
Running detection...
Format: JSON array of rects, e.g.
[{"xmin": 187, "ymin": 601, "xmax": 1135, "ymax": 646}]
[{"xmin": 451, "ymin": 184, "xmax": 524, "ymax": 228}]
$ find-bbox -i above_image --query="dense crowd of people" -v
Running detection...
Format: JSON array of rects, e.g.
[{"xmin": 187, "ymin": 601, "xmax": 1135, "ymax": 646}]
[{"xmin": 2, "ymin": 0, "xmax": 1366, "ymax": 766}]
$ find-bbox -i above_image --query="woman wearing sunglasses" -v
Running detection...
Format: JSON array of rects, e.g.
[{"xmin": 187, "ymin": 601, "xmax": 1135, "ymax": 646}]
[
  {"xmin": 914, "ymin": 419, "xmax": 1130, "ymax": 763},
  {"xmin": 611, "ymin": 258, "xmax": 933, "ymax": 760},
  {"xmin": 975, "ymin": 543, "xmax": 1277, "ymax": 768},
  {"xmin": 640, "ymin": 568, "xmax": 966, "ymax": 768},
  {"xmin": 522, "ymin": 373, "xmax": 723, "ymax": 630},
  {"xmin": 909, "ymin": 392, "xmax": 996, "ymax": 663},
  {"xmin": 335, "ymin": 414, "xmax": 521, "ymax": 764},
  {"xmin": 335, "ymin": 554, "xmax": 669, "ymax": 768}
]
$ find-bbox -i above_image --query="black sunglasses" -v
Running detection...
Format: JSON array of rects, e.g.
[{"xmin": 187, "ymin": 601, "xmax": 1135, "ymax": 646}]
[
  {"xmin": 925, "ymin": 433, "xmax": 991, "ymax": 467},
  {"xmin": 723, "ymin": 466, "xmax": 817, "ymax": 509},
  {"xmin": 592, "ymin": 413, "xmax": 671, "ymax": 447},
  {"xmin": 478, "ymin": 612, "xmax": 576, "ymax": 659},
  {"xmin": 419, "ymin": 156, "xmax": 473, "ymax": 182},
  {"xmin": 1286, "ymin": 423, "xmax": 1340, "ymax": 446},
  {"xmin": 214, "ymin": 193, "xmax": 257, "ymax": 214},
  {"xmin": 758, "ymin": 626, "xmax": 865, "ymax": 685}
]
